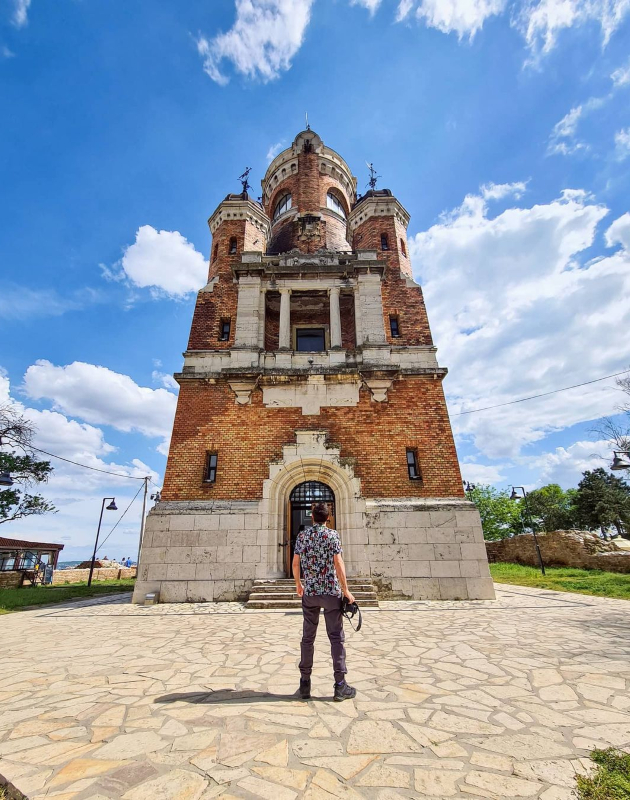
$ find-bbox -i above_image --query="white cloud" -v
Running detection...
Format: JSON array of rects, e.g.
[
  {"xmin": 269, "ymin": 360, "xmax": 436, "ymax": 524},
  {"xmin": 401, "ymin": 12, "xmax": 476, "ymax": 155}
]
[
  {"xmin": 460, "ymin": 461, "xmax": 509, "ymax": 484},
  {"xmin": 397, "ymin": 0, "xmax": 506, "ymax": 38},
  {"xmin": 605, "ymin": 211, "xmax": 630, "ymax": 250},
  {"xmin": 0, "ymin": 369, "xmax": 161, "ymax": 558},
  {"xmin": 116, "ymin": 225, "xmax": 207, "ymax": 298},
  {"xmin": 546, "ymin": 99, "xmax": 607, "ymax": 156},
  {"xmin": 350, "ymin": 0, "xmax": 382, "ymax": 13},
  {"xmin": 410, "ymin": 186, "xmax": 630, "ymax": 460},
  {"xmin": 2, "ymin": 46, "xmax": 15, "ymax": 58},
  {"xmin": 614, "ymin": 128, "xmax": 630, "ymax": 160},
  {"xmin": 197, "ymin": 0, "xmax": 314, "ymax": 85},
  {"xmin": 612, "ymin": 59, "xmax": 630, "ymax": 87},
  {"xmin": 527, "ymin": 439, "xmax": 611, "ymax": 488},
  {"xmin": 481, "ymin": 181, "xmax": 527, "ymax": 201},
  {"xmin": 12, "ymin": 0, "xmax": 31, "ymax": 27},
  {"xmin": 152, "ymin": 370, "xmax": 179, "ymax": 391},
  {"xmin": 515, "ymin": 0, "xmax": 630, "ymax": 62},
  {"xmin": 22, "ymin": 360, "xmax": 177, "ymax": 452},
  {"xmin": 266, "ymin": 141, "xmax": 286, "ymax": 162}
]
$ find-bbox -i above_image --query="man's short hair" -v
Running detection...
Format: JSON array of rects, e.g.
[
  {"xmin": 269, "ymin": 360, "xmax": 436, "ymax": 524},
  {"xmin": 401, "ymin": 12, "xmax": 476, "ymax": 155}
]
[{"xmin": 312, "ymin": 502, "xmax": 330, "ymax": 524}]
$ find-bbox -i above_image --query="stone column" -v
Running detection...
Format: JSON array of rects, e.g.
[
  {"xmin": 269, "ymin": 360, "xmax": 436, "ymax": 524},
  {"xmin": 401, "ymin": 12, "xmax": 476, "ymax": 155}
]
[
  {"xmin": 258, "ymin": 287, "xmax": 267, "ymax": 350},
  {"xmin": 234, "ymin": 276, "xmax": 262, "ymax": 349},
  {"xmin": 356, "ymin": 274, "xmax": 386, "ymax": 345},
  {"xmin": 329, "ymin": 286, "xmax": 342, "ymax": 349},
  {"xmin": 279, "ymin": 288, "xmax": 291, "ymax": 350},
  {"xmin": 353, "ymin": 286, "xmax": 363, "ymax": 346}
]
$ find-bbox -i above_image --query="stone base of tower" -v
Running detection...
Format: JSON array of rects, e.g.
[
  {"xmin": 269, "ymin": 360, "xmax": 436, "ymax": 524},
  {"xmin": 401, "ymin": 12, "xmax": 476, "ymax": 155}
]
[{"xmin": 132, "ymin": 497, "xmax": 494, "ymax": 604}]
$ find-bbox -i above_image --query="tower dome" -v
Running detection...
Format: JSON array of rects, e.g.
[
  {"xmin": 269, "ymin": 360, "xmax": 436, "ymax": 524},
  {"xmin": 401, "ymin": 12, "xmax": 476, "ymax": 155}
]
[{"xmin": 261, "ymin": 130, "xmax": 357, "ymax": 254}]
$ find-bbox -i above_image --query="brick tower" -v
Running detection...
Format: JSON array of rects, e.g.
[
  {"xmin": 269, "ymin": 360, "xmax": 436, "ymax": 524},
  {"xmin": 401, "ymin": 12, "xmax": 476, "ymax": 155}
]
[{"xmin": 133, "ymin": 130, "xmax": 494, "ymax": 603}]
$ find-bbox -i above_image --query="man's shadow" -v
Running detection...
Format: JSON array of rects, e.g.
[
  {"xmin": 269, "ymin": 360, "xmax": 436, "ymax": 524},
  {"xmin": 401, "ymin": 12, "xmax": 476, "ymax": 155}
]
[{"xmin": 155, "ymin": 688, "xmax": 334, "ymax": 704}]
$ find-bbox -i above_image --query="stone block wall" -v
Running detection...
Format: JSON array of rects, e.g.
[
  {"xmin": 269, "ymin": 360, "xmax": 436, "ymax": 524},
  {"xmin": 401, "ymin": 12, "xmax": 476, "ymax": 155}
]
[
  {"xmin": 52, "ymin": 567, "xmax": 137, "ymax": 584},
  {"xmin": 361, "ymin": 500, "xmax": 495, "ymax": 600},
  {"xmin": 0, "ymin": 571, "xmax": 22, "ymax": 589},
  {"xmin": 486, "ymin": 530, "xmax": 630, "ymax": 573},
  {"xmin": 133, "ymin": 497, "xmax": 495, "ymax": 603}
]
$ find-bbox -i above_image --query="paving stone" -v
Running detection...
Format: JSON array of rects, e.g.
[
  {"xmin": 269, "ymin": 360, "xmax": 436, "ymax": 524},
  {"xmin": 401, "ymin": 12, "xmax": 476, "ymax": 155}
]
[
  {"xmin": 254, "ymin": 738, "xmax": 288, "ymax": 766},
  {"xmin": 251, "ymin": 765, "xmax": 311, "ymax": 789},
  {"xmin": 92, "ymin": 731, "xmax": 164, "ymax": 760},
  {"xmin": 121, "ymin": 768, "xmax": 207, "ymax": 799},
  {"xmin": 466, "ymin": 770, "xmax": 541, "ymax": 796},
  {"xmin": 414, "ymin": 767, "xmax": 465, "ymax": 796},
  {"xmin": 301, "ymin": 756, "xmax": 376, "ymax": 779},
  {"xmin": 293, "ymin": 739, "xmax": 344, "ymax": 758},
  {"xmin": 238, "ymin": 774, "xmax": 297, "ymax": 800},
  {"xmin": 49, "ymin": 758, "xmax": 129, "ymax": 787},
  {"xmin": 356, "ymin": 763, "xmax": 411, "ymax": 787},
  {"xmin": 347, "ymin": 721, "xmax": 421, "ymax": 754}
]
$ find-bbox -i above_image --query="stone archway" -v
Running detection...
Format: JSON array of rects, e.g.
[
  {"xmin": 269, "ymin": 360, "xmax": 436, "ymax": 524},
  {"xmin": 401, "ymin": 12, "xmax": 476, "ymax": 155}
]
[{"xmin": 258, "ymin": 430, "xmax": 367, "ymax": 578}]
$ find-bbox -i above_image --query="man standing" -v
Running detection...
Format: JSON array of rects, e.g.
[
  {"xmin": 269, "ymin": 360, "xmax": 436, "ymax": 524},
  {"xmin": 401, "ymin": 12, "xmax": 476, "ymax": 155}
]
[{"xmin": 293, "ymin": 501, "xmax": 356, "ymax": 702}]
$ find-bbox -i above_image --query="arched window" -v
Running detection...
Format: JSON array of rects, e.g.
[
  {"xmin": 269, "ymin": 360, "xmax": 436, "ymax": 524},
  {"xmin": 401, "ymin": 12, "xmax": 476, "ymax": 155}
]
[
  {"xmin": 228, "ymin": 237, "xmax": 237, "ymax": 255},
  {"xmin": 273, "ymin": 193, "xmax": 292, "ymax": 221},
  {"xmin": 400, "ymin": 238, "xmax": 407, "ymax": 257},
  {"xmin": 381, "ymin": 233, "xmax": 389, "ymax": 251},
  {"xmin": 326, "ymin": 191, "xmax": 346, "ymax": 219}
]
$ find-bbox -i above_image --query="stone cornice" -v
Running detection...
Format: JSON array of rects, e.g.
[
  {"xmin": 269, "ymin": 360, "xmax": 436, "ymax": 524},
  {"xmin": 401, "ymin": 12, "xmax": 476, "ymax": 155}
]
[
  {"xmin": 207, "ymin": 198, "xmax": 271, "ymax": 236},
  {"xmin": 348, "ymin": 195, "xmax": 410, "ymax": 231}
]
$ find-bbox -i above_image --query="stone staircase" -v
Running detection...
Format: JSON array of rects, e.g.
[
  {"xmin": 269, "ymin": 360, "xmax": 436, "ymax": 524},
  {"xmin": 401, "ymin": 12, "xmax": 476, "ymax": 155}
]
[{"xmin": 245, "ymin": 578, "xmax": 379, "ymax": 610}]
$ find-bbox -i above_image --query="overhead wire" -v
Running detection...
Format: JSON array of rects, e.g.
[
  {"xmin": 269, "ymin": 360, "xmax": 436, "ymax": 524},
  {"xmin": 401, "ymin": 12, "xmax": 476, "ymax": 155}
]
[
  {"xmin": 96, "ymin": 482, "xmax": 145, "ymax": 554},
  {"xmin": 451, "ymin": 368, "xmax": 630, "ymax": 417},
  {"xmin": 27, "ymin": 445, "xmax": 148, "ymax": 480}
]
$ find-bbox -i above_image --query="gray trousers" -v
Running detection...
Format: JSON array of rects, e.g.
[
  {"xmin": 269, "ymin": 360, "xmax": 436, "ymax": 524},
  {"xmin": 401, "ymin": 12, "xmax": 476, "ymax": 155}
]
[{"xmin": 299, "ymin": 594, "xmax": 347, "ymax": 684}]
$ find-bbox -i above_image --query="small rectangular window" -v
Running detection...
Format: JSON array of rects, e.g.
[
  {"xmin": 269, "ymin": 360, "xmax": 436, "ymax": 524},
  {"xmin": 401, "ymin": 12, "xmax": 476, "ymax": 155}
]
[
  {"xmin": 204, "ymin": 452, "xmax": 218, "ymax": 483},
  {"xmin": 229, "ymin": 237, "xmax": 238, "ymax": 254},
  {"xmin": 219, "ymin": 319, "xmax": 231, "ymax": 341},
  {"xmin": 296, "ymin": 328, "xmax": 325, "ymax": 352},
  {"xmin": 406, "ymin": 449, "xmax": 421, "ymax": 480},
  {"xmin": 390, "ymin": 316, "xmax": 400, "ymax": 338},
  {"xmin": 381, "ymin": 233, "xmax": 389, "ymax": 251}
]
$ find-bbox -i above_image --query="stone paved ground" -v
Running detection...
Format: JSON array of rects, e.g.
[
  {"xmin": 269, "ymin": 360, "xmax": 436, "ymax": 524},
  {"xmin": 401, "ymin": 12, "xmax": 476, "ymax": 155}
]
[{"xmin": 1, "ymin": 585, "xmax": 630, "ymax": 800}]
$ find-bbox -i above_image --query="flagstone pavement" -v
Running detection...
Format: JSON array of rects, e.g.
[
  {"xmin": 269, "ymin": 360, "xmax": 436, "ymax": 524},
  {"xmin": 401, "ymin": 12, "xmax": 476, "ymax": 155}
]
[{"xmin": 2, "ymin": 585, "xmax": 630, "ymax": 800}]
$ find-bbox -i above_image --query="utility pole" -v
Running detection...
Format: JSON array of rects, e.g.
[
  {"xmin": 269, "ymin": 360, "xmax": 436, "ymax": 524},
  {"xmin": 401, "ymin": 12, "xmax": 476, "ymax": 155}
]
[{"xmin": 136, "ymin": 476, "xmax": 149, "ymax": 568}]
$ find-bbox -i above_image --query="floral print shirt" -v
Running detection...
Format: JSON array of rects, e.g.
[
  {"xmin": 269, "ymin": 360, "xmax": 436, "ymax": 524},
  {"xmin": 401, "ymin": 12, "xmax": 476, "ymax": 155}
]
[{"xmin": 294, "ymin": 524, "xmax": 343, "ymax": 597}]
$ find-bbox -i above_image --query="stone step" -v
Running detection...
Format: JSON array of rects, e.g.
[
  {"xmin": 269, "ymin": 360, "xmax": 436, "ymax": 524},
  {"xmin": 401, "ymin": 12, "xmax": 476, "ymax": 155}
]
[
  {"xmin": 246, "ymin": 577, "xmax": 379, "ymax": 610},
  {"xmin": 246, "ymin": 599, "xmax": 380, "ymax": 610},
  {"xmin": 248, "ymin": 592, "xmax": 378, "ymax": 601}
]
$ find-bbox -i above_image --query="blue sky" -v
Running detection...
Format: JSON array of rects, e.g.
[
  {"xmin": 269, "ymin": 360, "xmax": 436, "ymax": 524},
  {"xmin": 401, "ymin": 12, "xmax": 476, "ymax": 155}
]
[{"xmin": 1, "ymin": 0, "xmax": 629, "ymax": 559}]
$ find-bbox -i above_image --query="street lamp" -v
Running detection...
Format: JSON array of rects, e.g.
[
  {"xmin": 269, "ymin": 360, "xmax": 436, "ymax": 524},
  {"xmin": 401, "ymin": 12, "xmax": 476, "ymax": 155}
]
[
  {"xmin": 510, "ymin": 486, "xmax": 546, "ymax": 575},
  {"xmin": 87, "ymin": 497, "xmax": 117, "ymax": 587},
  {"xmin": 610, "ymin": 451, "xmax": 630, "ymax": 471},
  {"xmin": 0, "ymin": 471, "xmax": 13, "ymax": 487}
]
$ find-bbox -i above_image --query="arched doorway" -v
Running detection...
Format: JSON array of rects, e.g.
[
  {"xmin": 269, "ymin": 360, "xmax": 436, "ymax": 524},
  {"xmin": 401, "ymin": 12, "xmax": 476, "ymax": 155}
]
[{"xmin": 286, "ymin": 481, "xmax": 336, "ymax": 576}]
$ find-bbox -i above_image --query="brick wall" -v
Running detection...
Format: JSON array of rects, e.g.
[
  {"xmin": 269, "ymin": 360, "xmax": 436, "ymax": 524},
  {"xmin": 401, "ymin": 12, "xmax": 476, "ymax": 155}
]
[
  {"xmin": 162, "ymin": 377, "xmax": 464, "ymax": 501},
  {"xmin": 352, "ymin": 215, "xmax": 433, "ymax": 347},
  {"xmin": 265, "ymin": 149, "xmax": 353, "ymax": 254}
]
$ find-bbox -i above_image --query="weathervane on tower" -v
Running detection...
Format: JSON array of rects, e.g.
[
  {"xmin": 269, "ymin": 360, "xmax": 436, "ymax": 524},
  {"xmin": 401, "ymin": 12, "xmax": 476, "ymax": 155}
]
[
  {"xmin": 366, "ymin": 162, "xmax": 380, "ymax": 191},
  {"xmin": 305, "ymin": 112, "xmax": 311, "ymax": 131},
  {"xmin": 238, "ymin": 167, "xmax": 252, "ymax": 194}
]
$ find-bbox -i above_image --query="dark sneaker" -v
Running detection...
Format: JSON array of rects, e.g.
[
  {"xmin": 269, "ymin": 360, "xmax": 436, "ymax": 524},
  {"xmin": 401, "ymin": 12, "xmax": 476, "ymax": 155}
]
[
  {"xmin": 299, "ymin": 678, "xmax": 311, "ymax": 700},
  {"xmin": 333, "ymin": 681, "xmax": 356, "ymax": 702}
]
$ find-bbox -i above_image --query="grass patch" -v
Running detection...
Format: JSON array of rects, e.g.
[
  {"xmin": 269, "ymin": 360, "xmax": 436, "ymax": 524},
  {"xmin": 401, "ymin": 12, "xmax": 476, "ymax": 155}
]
[
  {"xmin": 577, "ymin": 748, "xmax": 630, "ymax": 799},
  {"xmin": 0, "ymin": 578, "xmax": 135, "ymax": 613},
  {"xmin": 489, "ymin": 563, "xmax": 630, "ymax": 600}
]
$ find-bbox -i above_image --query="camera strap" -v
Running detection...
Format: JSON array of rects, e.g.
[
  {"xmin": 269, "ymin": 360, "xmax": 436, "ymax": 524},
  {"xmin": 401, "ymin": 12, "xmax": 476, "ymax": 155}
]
[{"xmin": 342, "ymin": 600, "xmax": 362, "ymax": 632}]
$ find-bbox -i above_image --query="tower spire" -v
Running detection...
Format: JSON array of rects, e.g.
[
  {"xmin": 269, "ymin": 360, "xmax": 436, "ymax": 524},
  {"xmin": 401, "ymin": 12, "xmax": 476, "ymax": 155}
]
[
  {"xmin": 366, "ymin": 162, "xmax": 380, "ymax": 191},
  {"xmin": 238, "ymin": 167, "xmax": 252, "ymax": 194}
]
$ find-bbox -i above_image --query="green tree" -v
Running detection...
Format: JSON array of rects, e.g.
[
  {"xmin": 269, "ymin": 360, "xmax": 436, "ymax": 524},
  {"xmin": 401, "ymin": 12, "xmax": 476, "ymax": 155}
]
[
  {"xmin": 0, "ymin": 404, "xmax": 56, "ymax": 525},
  {"xmin": 573, "ymin": 468, "xmax": 630, "ymax": 539},
  {"xmin": 467, "ymin": 485, "xmax": 522, "ymax": 541},
  {"xmin": 525, "ymin": 484, "xmax": 579, "ymax": 532}
]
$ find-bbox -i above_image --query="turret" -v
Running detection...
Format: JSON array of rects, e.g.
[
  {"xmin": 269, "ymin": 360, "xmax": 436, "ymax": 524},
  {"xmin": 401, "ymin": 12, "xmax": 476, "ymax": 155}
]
[{"xmin": 261, "ymin": 131, "xmax": 357, "ymax": 254}]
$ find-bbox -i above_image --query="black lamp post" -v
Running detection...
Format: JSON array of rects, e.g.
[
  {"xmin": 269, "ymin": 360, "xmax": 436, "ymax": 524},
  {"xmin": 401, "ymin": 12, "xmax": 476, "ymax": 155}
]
[
  {"xmin": 510, "ymin": 486, "xmax": 545, "ymax": 575},
  {"xmin": 88, "ymin": 497, "xmax": 117, "ymax": 587},
  {"xmin": 0, "ymin": 471, "xmax": 13, "ymax": 487},
  {"xmin": 610, "ymin": 451, "xmax": 630, "ymax": 471}
]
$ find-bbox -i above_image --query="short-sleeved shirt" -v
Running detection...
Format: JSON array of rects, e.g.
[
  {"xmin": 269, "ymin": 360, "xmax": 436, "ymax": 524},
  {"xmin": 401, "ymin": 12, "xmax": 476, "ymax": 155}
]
[{"xmin": 294, "ymin": 524, "xmax": 343, "ymax": 597}]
